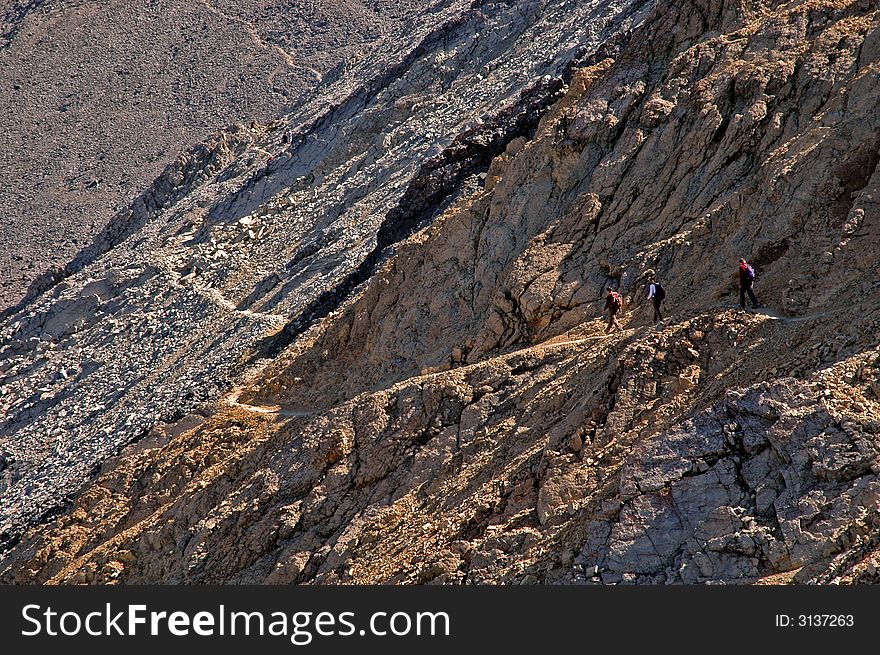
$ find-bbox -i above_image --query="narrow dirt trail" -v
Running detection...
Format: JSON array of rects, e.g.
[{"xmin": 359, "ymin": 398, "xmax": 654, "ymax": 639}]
[
  {"xmin": 199, "ymin": 285, "xmax": 288, "ymax": 325},
  {"xmin": 196, "ymin": 0, "xmax": 323, "ymax": 82},
  {"xmin": 226, "ymin": 327, "xmax": 619, "ymax": 418},
  {"xmin": 223, "ymin": 306, "xmax": 833, "ymax": 418},
  {"xmin": 224, "ymin": 387, "xmax": 317, "ymax": 418},
  {"xmin": 753, "ymin": 308, "xmax": 834, "ymax": 322}
]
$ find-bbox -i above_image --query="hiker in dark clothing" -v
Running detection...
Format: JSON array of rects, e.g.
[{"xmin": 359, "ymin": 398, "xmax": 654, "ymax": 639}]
[
  {"xmin": 646, "ymin": 275, "xmax": 666, "ymax": 323},
  {"xmin": 604, "ymin": 287, "xmax": 623, "ymax": 334},
  {"xmin": 738, "ymin": 258, "xmax": 759, "ymax": 308}
]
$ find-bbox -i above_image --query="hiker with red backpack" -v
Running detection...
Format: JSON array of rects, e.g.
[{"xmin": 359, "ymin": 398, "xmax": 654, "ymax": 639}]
[
  {"xmin": 604, "ymin": 287, "xmax": 623, "ymax": 333},
  {"xmin": 738, "ymin": 258, "xmax": 759, "ymax": 308}
]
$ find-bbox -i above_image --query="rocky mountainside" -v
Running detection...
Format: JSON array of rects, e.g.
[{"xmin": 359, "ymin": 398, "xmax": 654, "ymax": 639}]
[
  {"xmin": 2, "ymin": 0, "xmax": 879, "ymax": 585},
  {"xmin": 0, "ymin": 0, "xmax": 435, "ymax": 310}
]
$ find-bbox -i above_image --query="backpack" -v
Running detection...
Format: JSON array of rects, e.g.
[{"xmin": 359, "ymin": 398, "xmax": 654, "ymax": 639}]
[
  {"xmin": 654, "ymin": 282, "xmax": 666, "ymax": 302},
  {"xmin": 747, "ymin": 265, "xmax": 755, "ymax": 281},
  {"xmin": 609, "ymin": 291, "xmax": 622, "ymax": 310}
]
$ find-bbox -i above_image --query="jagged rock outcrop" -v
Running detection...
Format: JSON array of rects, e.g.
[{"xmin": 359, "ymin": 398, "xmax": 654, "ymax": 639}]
[{"xmin": 2, "ymin": 0, "xmax": 879, "ymax": 584}]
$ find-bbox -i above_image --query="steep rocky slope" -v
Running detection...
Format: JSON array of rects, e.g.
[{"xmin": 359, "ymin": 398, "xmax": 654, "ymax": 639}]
[
  {"xmin": 0, "ymin": 0, "xmax": 435, "ymax": 309},
  {"xmin": 0, "ymin": 0, "xmax": 648, "ymax": 556},
  {"xmin": 2, "ymin": 0, "xmax": 880, "ymax": 584}
]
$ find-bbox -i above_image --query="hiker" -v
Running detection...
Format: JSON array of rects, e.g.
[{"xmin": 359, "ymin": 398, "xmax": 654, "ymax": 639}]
[
  {"xmin": 738, "ymin": 258, "xmax": 759, "ymax": 308},
  {"xmin": 604, "ymin": 287, "xmax": 623, "ymax": 334},
  {"xmin": 646, "ymin": 275, "xmax": 665, "ymax": 323}
]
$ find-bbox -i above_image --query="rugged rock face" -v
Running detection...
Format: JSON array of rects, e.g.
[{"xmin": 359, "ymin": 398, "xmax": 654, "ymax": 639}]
[{"xmin": 2, "ymin": 0, "xmax": 880, "ymax": 584}]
